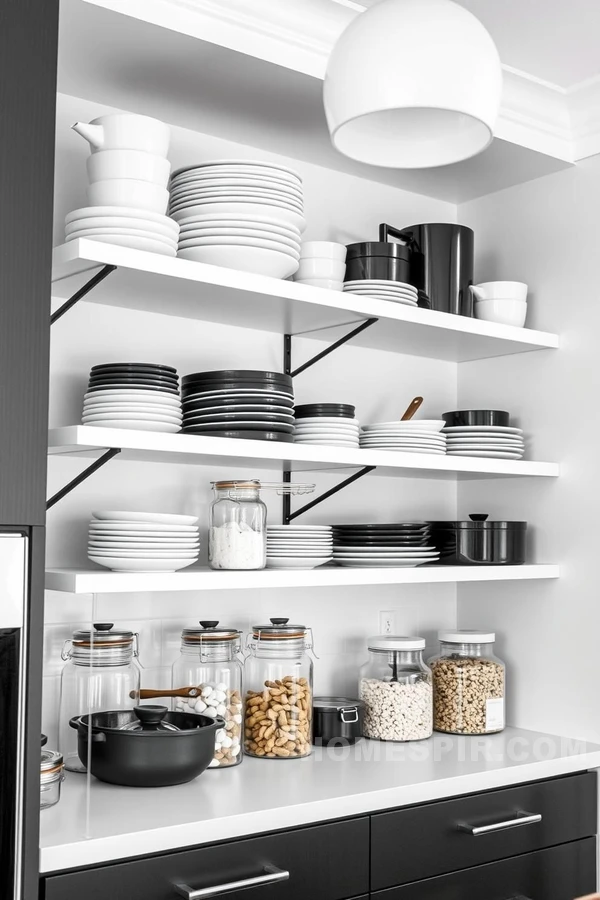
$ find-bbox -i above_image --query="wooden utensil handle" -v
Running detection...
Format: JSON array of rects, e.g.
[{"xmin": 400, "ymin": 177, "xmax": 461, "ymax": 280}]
[
  {"xmin": 132, "ymin": 687, "xmax": 201, "ymax": 700},
  {"xmin": 401, "ymin": 396, "xmax": 424, "ymax": 420}
]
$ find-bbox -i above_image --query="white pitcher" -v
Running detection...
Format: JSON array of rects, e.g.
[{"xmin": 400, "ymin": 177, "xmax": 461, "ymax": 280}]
[
  {"xmin": 72, "ymin": 114, "xmax": 170, "ymax": 157},
  {"xmin": 470, "ymin": 281, "xmax": 528, "ymax": 302}
]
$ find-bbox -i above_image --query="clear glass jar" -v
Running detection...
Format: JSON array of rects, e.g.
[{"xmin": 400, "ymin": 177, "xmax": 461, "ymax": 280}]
[
  {"xmin": 172, "ymin": 620, "xmax": 243, "ymax": 768},
  {"xmin": 58, "ymin": 623, "xmax": 140, "ymax": 772},
  {"xmin": 429, "ymin": 630, "xmax": 505, "ymax": 735},
  {"xmin": 359, "ymin": 636, "xmax": 432, "ymax": 741},
  {"xmin": 244, "ymin": 618, "xmax": 313, "ymax": 759},
  {"xmin": 40, "ymin": 749, "xmax": 64, "ymax": 810},
  {"xmin": 209, "ymin": 480, "xmax": 267, "ymax": 570}
]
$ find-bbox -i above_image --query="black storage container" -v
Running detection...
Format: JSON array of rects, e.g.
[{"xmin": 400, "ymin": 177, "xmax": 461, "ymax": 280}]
[
  {"xmin": 313, "ymin": 697, "xmax": 364, "ymax": 745},
  {"xmin": 345, "ymin": 242, "xmax": 413, "ymax": 285},
  {"xmin": 427, "ymin": 515, "xmax": 527, "ymax": 566}
]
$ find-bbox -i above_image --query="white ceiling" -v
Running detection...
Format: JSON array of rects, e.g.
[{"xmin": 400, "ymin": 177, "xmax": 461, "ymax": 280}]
[{"xmin": 352, "ymin": 0, "xmax": 600, "ymax": 89}]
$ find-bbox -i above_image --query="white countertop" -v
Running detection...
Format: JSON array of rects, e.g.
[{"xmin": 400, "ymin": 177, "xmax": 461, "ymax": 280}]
[{"xmin": 40, "ymin": 727, "xmax": 600, "ymax": 874}]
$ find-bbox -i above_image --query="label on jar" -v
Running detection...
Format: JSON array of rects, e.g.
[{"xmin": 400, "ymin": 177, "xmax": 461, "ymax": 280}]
[{"xmin": 485, "ymin": 697, "xmax": 505, "ymax": 731}]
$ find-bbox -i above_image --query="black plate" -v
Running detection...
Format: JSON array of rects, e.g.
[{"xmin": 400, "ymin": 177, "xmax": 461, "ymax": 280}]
[
  {"xmin": 89, "ymin": 377, "xmax": 179, "ymax": 389},
  {"xmin": 182, "ymin": 370, "xmax": 292, "ymax": 386},
  {"xmin": 182, "ymin": 419, "xmax": 293, "ymax": 432},
  {"xmin": 91, "ymin": 363, "xmax": 177, "ymax": 374},
  {"xmin": 332, "ymin": 523, "xmax": 429, "ymax": 531},
  {"xmin": 86, "ymin": 383, "xmax": 180, "ymax": 395},
  {"xmin": 295, "ymin": 404, "xmax": 355, "ymax": 415},
  {"xmin": 181, "ymin": 428, "xmax": 295, "ymax": 442},
  {"xmin": 183, "ymin": 382, "xmax": 294, "ymax": 395},
  {"xmin": 183, "ymin": 415, "xmax": 294, "ymax": 427},
  {"xmin": 89, "ymin": 371, "xmax": 179, "ymax": 383},
  {"xmin": 183, "ymin": 397, "xmax": 295, "ymax": 411},
  {"xmin": 333, "ymin": 536, "xmax": 431, "ymax": 545},
  {"xmin": 442, "ymin": 410, "xmax": 510, "ymax": 427}
]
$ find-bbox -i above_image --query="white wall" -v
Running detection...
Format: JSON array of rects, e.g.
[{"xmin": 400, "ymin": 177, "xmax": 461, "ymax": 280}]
[
  {"xmin": 457, "ymin": 155, "xmax": 600, "ymax": 742},
  {"xmin": 44, "ymin": 94, "xmax": 460, "ymax": 746}
]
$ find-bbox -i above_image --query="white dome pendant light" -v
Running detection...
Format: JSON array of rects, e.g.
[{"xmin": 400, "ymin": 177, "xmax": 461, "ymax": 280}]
[{"xmin": 323, "ymin": 0, "xmax": 502, "ymax": 169}]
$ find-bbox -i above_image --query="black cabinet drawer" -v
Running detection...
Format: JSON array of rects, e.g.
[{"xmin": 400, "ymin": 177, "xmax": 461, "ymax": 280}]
[
  {"xmin": 372, "ymin": 837, "xmax": 597, "ymax": 900},
  {"xmin": 44, "ymin": 818, "xmax": 369, "ymax": 900},
  {"xmin": 371, "ymin": 772, "xmax": 596, "ymax": 888}
]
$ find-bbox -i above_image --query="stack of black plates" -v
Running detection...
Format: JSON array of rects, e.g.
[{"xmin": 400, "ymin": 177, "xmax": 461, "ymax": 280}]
[
  {"xmin": 331, "ymin": 523, "xmax": 440, "ymax": 568},
  {"xmin": 181, "ymin": 370, "xmax": 294, "ymax": 441},
  {"xmin": 82, "ymin": 363, "xmax": 182, "ymax": 433},
  {"xmin": 293, "ymin": 403, "xmax": 359, "ymax": 447}
]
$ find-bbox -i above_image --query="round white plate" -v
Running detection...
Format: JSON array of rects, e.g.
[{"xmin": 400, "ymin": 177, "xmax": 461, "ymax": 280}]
[
  {"xmin": 176, "ymin": 212, "xmax": 301, "ymax": 233},
  {"xmin": 84, "ymin": 389, "xmax": 180, "ymax": 401},
  {"xmin": 294, "ymin": 440, "xmax": 359, "ymax": 447},
  {"xmin": 177, "ymin": 228, "xmax": 300, "ymax": 251},
  {"xmin": 360, "ymin": 447, "xmax": 447, "ymax": 455},
  {"xmin": 446, "ymin": 440, "xmax": 524, "ymax": 447},
  {"xmin": 171, "ymin": 171, "xmax": 303, "ymax": 188},
  {"xmin": 171, "ymin": 184, "xmax": 303, "ymax": 203},
  {"xmin": 362, "ymin": 420, "xmax": 445, "ymax": 431},
  {"xmin": 267, "ymin": 539, "xmax": 333, "ymax": 545},
  {"xmin": 89, "ymin": 543, "xmax": 200, "ymax": 552},
  {"xmin": 177, "ymin": 236, "xmax": 300, "ymax": 258},
  {"xmin": 83, "ymin": 405, "xmax": 182, "ymax": 417},
  {"xmin": 266, "ymin": 551, "xmax": 333, "ymax": 558},
  {"xmin": 170, "ymin": 190, "xmax": 303, "ymax": 209},
  {"xmin": 92, "ymin": 511, "xmax": 198, "ymax": 525},
  {"xmin": 88, "ymin": 556, "xmax": 197, "ymax": 572},
  {"xmin": 294, "ymin": 417, "xmax": 359, "ymax": 426},
  {"xmin": 293, "ymin": 428, "xmax": 360, "ymax": 435},
  {"xmin": 83, "ymin": 411, "xmax": 182, "ymax": 423},
  {"xmin": 266, "ymin": 558, "xmax": 331, "ymax": 568},
  {"xmin": 172, "ymin": 159, "xmax": 301, "ymax": 178},
  {"xmin": 343, "ymin": 286, "xmax": 417, "ymax": 296},
  {"xmin": 294, "ymin": 422, "xmax": 359, "ymax": 429},
  {"xmin": 85, "ymin": 420, "xmax": 180, "ymax": 432},
  {"xmin": 333, "ymin": 559, "xmax": 432, "ymax": 568},
  {"xmin": 89, "ymin": 533, "xmax": 199, "ymax": 541},
  {"xmin": 67, "ymin": 227, "xmax": 178, "ymax": 249},
  {"xmin": 171, "ymin": 202, "xmax": 306, "ymax": 232},
  {"xmin": 89, "ymin": 550, "xmax": 199, "ymax": 559},
  {"xmin": 66, "ymin": 233, "xmax": 176, "ymax": 256},
  {"xmin": 268, "ymin": 526, "xmax": 332, "ymax": 532},
  {"xmin": 446, "ymin": 450, "xmax": 524, "ymax": 458},
  {"xmin": 360, "ymin": 431, "xmax": 445, "ymax": 438},
  {"xmin": 65, "ymin": 206, "xmax": 177, "ymax": 227},
  {"xmin": 344, "ymin": 279, "xmax": 416, "ymax": 288},
  {"xmin": 442, "ymin": 425, "xmax": 523, "ymax": 434},
  {"xmin": 65, "ymin": 216, "xmax": 179, "ymax": 238},
  {"xmin": 177, "ymin": 244, "xmax": 299, "ymax": 278}
]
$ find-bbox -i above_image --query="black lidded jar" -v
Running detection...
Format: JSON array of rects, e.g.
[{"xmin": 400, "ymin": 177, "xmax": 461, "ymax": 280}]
[
  {"xmin": 313, "ymin": 696, "xmax": 364, "ymax": 746},
  {"xmin": 344, "ymin": 242, "xmax": 413, "ymax": 285},
  {"xmin": 427, "ymin": 515, "xmax": 527, "ymax": 565}
]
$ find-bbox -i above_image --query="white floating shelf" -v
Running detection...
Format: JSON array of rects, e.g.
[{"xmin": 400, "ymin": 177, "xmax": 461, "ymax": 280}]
[
  {"xmin": 45, "ymin": 564, "xmax": 560, "ymax": 594},
  {"xmin": 48, "ymin": 426, "xmax": 559, "ymax": 480},
  {"xmin": 52, "ymin": 241, "xmax": 558, "ymax": 362}
]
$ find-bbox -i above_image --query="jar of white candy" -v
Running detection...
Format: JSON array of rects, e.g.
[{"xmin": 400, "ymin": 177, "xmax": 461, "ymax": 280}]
[
  {"xmin": 172, "ymin": 620, "xmax": 243, "ymax": 768},
  {"xmin": 359, "ymin": 635, "xmax": 432, "ymax": 742}
]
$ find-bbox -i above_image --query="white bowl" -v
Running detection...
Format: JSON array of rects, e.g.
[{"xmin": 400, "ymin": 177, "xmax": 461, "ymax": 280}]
[
  {"xmin": 87, "ymin": 179, "xmax": 169, "ymax": 214},
  {"xmin": 471, "ymin": 281, "xmax": 528, "ymax": 301},
  {"xmin": 299, "ymin": 241, "xmax": 347, "ymax": 262},
  {"xmin": 177, "ymin": 244, "xmax": 299, "ymax": 278},
  {"xmin": 87, "ymin": 150, "xmax": 171, "ymax": 186},
  {"xmin": 65, "ymin": 216, "xmax": 179, "ymax": 240},
  {"xmin": 294, "ymin": 278, "xmax": 343, "ymax": 291},
  {"xmin": 474, "ymin": 298, "xmax": 527, "ymax": 327},
  {"xmin": 294, "ymin": 258, "xmax": 346, "ymax": 280}
]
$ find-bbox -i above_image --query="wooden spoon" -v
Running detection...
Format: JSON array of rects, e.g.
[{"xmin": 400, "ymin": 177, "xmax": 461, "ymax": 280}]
[
  {"xmin": 401, "ymin": 396, "xmax": 424, "ymax": 421},
  {"xmin": 131, "ymin": 687, "xmax": 203, "ymax": 700}
]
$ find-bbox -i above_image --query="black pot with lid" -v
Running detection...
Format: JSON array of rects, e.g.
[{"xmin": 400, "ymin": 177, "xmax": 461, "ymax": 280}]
[
  {"xmin": 428, "ymin": 514, "xmax": 527, "ymax": 566},
  {"xmin": 313, "ymin": 697, "xmax": 364, "ymax": 746},
  {"xmin": 344, "ymin": 241, "xmax": 413, "ymax": 285}
]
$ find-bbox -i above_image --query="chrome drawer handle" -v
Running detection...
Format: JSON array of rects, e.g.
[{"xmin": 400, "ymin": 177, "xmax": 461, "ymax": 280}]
[
  {"xmin": 457, "ymin": 811, "xmax": 542, "ymax": 836},
  {"xmin": 174, "ymin": 865, "xmax": 289, "ymax": 899}
]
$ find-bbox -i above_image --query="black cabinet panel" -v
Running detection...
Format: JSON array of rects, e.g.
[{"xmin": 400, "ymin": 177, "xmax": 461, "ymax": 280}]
[
  {"xmin": 371, "ymin": 772, "xmax": 597, "ymax": 888},
  {"xmin": 44, "ymin": 818, "xmax": 369, "ymax": 900},
  {"xmin": 372, "ymin": 838, "xmax": 597, "ymax": 900}
]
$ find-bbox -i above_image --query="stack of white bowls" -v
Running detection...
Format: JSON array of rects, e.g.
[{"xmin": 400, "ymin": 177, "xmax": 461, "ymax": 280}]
[
  {"xmin": 359, "ymin": 420, "xmax": 447, "ymax": 453},
  {"xmin": 471, "ymin": 282, "xmax": 528, "ymax": 327},
  {"xmin": 293, "ymin": 242, "xmax": 347, "ymax": 290},
  {"xmin": 66, "ymin": 113, "xmax": 178, "ymax": 255},
  {"xmin": 168, "ymin": 160, "xmax": 305, "ymax": 277},
  {"xmin": 266, "ymin": 525, "xmax": 333, "ymax": 569},
  {"xmin": 88, "ymin": 511, "xmax": 200, "ymax": 573}
]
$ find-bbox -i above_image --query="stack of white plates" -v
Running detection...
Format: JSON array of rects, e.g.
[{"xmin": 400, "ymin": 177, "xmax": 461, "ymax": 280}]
[
  {"xmin": 332, "ymin": 523, "xmax": 440, "ymax": 568},
  {"xmin": 64, "ymin": 206, "xmax": 179, "ymax": 256},
  {"xmin": 88, "ymin": 511, "xmax": 200, "ymax": 572},
  {"xmin": 360, "ymin": 420, "xmax": 447, "ymax": 453},
  {"xmin": 82, "ymin": 363, "xmax": 182, "ymax": 433},
  {"xmin": 168, "ymin": 160, "xmax": 306, "ymax": 277},
  {"xmin": 266, "ymin": 526, "xmax": 333, "ymax": 569},
  {"xmin": 343, "ymin": 280, "xmax": 418, "ymax": 307},
  {"xmin": 443, "ymin": 426, "xmax": 525, "ymax": 459}
]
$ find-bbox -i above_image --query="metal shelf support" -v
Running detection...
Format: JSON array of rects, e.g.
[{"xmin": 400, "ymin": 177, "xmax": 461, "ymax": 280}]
[
  {"xmin": 282, "ymin": 466, "xmax": 376, "ymax": 524},
  {"xmin": 46, "ymin": 448, "xmax": 121, "ymax": 509},
  {"xmin": 284, "ymin": 317, "xmax": 378, "ymax": 378},
  {"xmin": 51, "ymin": 264, "xmax": 117, "ymax": 324}
]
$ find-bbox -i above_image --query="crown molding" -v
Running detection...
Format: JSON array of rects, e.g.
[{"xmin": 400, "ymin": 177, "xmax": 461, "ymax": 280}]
[{"xmin": 83, "ymin": 0, "xmax": 600, "ymax": 166}]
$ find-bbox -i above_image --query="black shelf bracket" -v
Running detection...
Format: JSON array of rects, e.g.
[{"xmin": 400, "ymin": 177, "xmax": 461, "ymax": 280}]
[
  {"xmin": 51, "ymin": 264, "xmax": 117, "ymax": 325},
  {"xmin": 46, "ymin": 448, "xmax": 121, "ymax": 510},
  {"xmin": 284, "ymin": 317, "xmax": 378, "ymax": 378},
  {"xmin": 282, "ymin": 466, "xmax": 375, "ymax": 524}
]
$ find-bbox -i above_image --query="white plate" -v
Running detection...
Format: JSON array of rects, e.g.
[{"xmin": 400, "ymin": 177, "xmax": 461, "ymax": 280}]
[
  {"xmin": 84, "ymin": 390, "xmax": 180, "ymax": 402},
  {"xmin": 172, "ymin": 159, "xmax": 301, "ymax": 178},
  {"xmin": 446, "ymin": 441, "xmax": 524, "ymax": 449},
  {"xmin": 83, "ymin": 411, "xmax": 182, "ymax": 424},
  {"xmin": 267, "ymin": 540, "xmax": 333, "ymax": 546},
  {"xmin": 333, "ymin": 559, "xmax": 432, "ymax": 568},
  {"xmin": 177, "ymin": 244, "xmax": 299, "ymax": 278},
  {"xmin": 177, "ymin": 236, "xmax": 300, "ymax": 258},
  {"xmin": 293, "ymin": 427, "xmax": 360, "ymax": 435},
  {"xmin": 268, "ymin": 526, "xmax": 332, "ymax": 532},
  {"xmin": 83, "ymin": 404, "xmax": 182, "ymax": 416},
  {"xmin": 294, "ymin": 440, "xmax": 359, "ymax": 447},
  {"xmin": 266, "ymin": 551, "xmax": 333, "ymax": 558},
  {"xmin": 89, "ymin": 556, "xmax": 197, "ymax": 572},
  {"xmin": 360, "ymin": 446, "xmax": 447, "ymax": 455},
  {"xmin": 442, "ymin": 426, "xmax": 523, "ymax": 434},
  {"xmin": 88, "ymin": 547, "xmax": 199, "ymax": 557},
  {"xmin": 446, "ymin": 450, "xmax": 524, "ymax": 459},
  {"xmin": 65, "ymin": 216, "xmax": 179, "ymax": 238},
  {"xmin": 170, "ymin": 171, "xmax": 303, "ymax": 189},
  {"xmin": 85, "ymin": 420, "xmax": 181, "ymax": 432},
  {"xmin": 171, "ymin": 202, "xmax": 306, "ymax": 232},
  {"xmin": 66, "ymin": 227, "xmax": 178, "ymax": 249},
  {"xmin": 343, "ymin": 286, "xmax": 417, "ymax": 296},
  {"xmin": 89, "ymin": 533, "xmax": 199, "ymax": 541},
  {"xmin": 266, "ymin": 558, "xmax": 331, "ymax": 568},
  {"xmin": 89, "ymin": 543, "xmax": 200, "ymax": 552},
  {"xmin": 176, "ymin": 212, "xmax": 301, "ymax": 233},
  {"xmin": 170, "ymin": 190, "xmax": 303, "ymax": 209},
  {"xmin": 346, "ymin": 295, "xmax": 418, "ymax": 306},
  {"xmin": 170, "ymin": 184, "xmax": 303, "ymax": 203},
  {"xmin": 177, "ymin": 228, "xmax": 300, "ymax": 250},
  {"xmin": 65, "ymin": 206, "xmax": 178, "ymax": 227},
  {"xmin": 362, "ymin": 420, "xmax": 445, "ymax": 431},
  {"xmin": 344, "ymin": 279, "xmax": 416, "ymax": 288},
  {"xmin": 360, "ymin": 431, "xmax": 445, "ymax": 439},
  {"xmin": 294, "ymin": 416, "xmax": 359, "ymax": 426},
  {"xmin": 294, "ymin": 422, "xmax": 359, "ymax": 430},
  {"xmin": 92, "ymin": 511, "xmax": 198, "ymax": 525},
  {"xmin": 65, "ymin": 233, "xmax": 177, "ymax": 256}
]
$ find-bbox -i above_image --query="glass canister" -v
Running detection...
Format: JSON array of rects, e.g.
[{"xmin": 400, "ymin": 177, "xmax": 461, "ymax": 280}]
[
  {"xmin": 209, "ymin": 480, "xmax": 267, "ymax": 570},
  {"xmin": 429, "ymin": 630, "xmax": 505, "ymax": 735},
  {"xmin": 244, "ymin": 618, "xmax": 313, "ymax": 759},
  {"xmin": 359, "ymin": 636, "xmax": 432, "ymax": 741},
  {"xmin": 58, "ymin": 623, "xmax": 140, "ymax": 772},
  {"xmin": 172, "ymin": 620, "xmax": 243, "ymax": 768},
  {"xmin": 40, "ymin": 749, "xmax": 65, "ymax": 809}
]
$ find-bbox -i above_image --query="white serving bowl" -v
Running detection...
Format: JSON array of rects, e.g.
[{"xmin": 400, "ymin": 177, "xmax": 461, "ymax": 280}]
[
  {"xmin": 294, "ymin": 278, "xmax": 343, "ymax": 290},
  {"xmin": 87, "ymin": 150, "xmax": 171, "ymax": 186},
  {"xmin": 299, "ymin": 241, "xmax": 347, "ymax": 262},
  {"xmin": 294, "ymin": 257, "xmax": 346, "ymax": 280},
  {"xmin": 474, "ymin": 298, "xmax": 527, "ymax": 327},
  {"xmin": 87, "ymin": 179, "xmax": 169, "ymax": 214},
  {"xmin": 471, "ymin": 281, "xmax": 528, "ymax": 301}
]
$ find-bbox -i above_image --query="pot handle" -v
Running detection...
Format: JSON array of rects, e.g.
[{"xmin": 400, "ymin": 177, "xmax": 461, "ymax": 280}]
[
  {"xmin": 69, "ymin": 715, "xmax": 106, "ymax": 742},
  {"xmin": 379, "ymin": 222, "xmax": 420, "ymax": 251},
  {"xmin": 68, "ymin": 716, "xmax": 81, "ymax": 730}
]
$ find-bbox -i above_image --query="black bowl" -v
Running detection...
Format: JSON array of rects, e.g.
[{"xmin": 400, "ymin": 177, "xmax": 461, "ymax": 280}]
[{"xmin": 442, "ymin": 410, "xmax": 510, "ymax": 427}]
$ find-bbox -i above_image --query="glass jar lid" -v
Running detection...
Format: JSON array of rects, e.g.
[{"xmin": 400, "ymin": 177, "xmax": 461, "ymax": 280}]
[
  {"xmin": 439, "ymin": 630, "xmax": 495, "ymax": 643},
  {"xmin": 367, "ymin": 635, "xmax": 426, "ymax": 651},
  {"xmin": 252, "ymin": 617, "xmax": 308, "ymax": 641},
  {"xmin": 212, "ymin": 481, "xmax": 315, "ymax": 496},
  {"xmin": 182, "ymin": 620, "xmax": 241, "ymax": 647},
  {"xmin": 63, "ymin": 623, "xmax": 138, "ymax": 666},
  {"xmin": 71, "ymin": 623, "xmax": 134, "ymax": 646},
  {"xmin": 41, "ymin": 749, "xmax": 63, "ymax": 775}
]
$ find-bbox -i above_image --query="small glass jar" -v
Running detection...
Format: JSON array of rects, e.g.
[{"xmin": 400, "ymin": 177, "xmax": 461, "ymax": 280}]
[
  {"xmin": 209, "ymin": 480, "xmax": 267, "ymax": 570},
  {"xmin": 429, "ymin": 630, "xmax": 505, "ymax": 735},
  {"xmin": 58, "ymin": 623, "xmax": 140, "ymax": 772},
  {"xmin": 359, "ymin": 636, "xmax": 432, "ymax": 741},
  {"xmin": 172, "ymin": 620, "xmax": 243, "ymax": 768},
  {"xmin": 40, "ymin": 749, "xmax": 64, "ymax": 809},
  {"xmin": 244, "ymin": 618, "xmax": 313, "ymax": 759}
]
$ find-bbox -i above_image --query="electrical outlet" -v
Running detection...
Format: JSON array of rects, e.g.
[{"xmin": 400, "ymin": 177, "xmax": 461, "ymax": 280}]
[{"xmin": 379, "ymin": 610, "xmax": 395, "ymax": 634}]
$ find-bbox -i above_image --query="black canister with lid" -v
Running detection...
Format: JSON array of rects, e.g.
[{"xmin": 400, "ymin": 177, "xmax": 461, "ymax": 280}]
[
  {"xmin": 313, "ymin": 696, "xmax": 364, "ymax": 746},
  {"xmin": 428, "ymin": 515, "xmax": 527, "ymax": 565},
  {"xmin": 344, "ymin": 241, "xmax": 413, "ymax": 285}
]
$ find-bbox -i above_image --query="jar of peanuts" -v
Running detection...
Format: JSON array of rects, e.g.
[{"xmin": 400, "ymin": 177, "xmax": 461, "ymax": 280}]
[
  {"xmin": 429, "ymin": 630, "xmax": 505, "ymax": 735},
  {"xmin": 172, "ymin": 620, "xmax": 243, "ymax": 768},
  {"xmin": 243, "ymin": 618, "xmax": 314, "ymax": 759}
]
